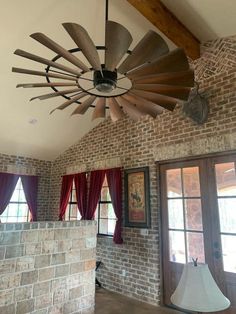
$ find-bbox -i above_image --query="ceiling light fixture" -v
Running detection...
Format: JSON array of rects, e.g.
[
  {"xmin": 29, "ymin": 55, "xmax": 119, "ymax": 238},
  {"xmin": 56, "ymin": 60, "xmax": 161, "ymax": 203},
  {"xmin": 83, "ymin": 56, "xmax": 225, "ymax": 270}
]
[{"xmin": 12, "ymin": 0, "xmax": 194, "ymax": 122}]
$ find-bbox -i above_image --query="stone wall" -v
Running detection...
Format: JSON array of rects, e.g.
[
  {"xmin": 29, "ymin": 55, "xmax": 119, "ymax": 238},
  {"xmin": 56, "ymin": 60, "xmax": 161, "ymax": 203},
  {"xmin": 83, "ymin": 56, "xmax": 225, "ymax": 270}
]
[
  {"xmin": 0, "ymin": 221, "xmax": 96, "ymax": 314},
  {"xmin": 0, "ymin": 153, "xmax": 51, "ymax": 221},
  {"xmin": 48, "ymin": 35, "xmax": 236, "ymax": 305}
]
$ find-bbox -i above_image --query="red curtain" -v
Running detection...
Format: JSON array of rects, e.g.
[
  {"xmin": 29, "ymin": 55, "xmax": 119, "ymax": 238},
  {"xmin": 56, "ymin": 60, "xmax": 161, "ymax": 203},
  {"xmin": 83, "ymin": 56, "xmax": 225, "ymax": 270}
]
[
  {"xmin": 85, "ymin": 170, "xmax": 106, "ymax": 220},
  {"xmin": 59, "ymin": 174, "xmax": 74, "ymax": 220},
  {"xmin": 0, "ymin": 172, "xmax": 19, "ymax": 215},
  {"xmin": 74, "ymin": 172, "xmax": 87, "ymax": 219},
  {"xmin": 21, "ymin": 175, "xmax": 38, "ymax": 221},
  {"xmin": 106, "ymin": 168, "xmax": 123, "ymax": 244}
]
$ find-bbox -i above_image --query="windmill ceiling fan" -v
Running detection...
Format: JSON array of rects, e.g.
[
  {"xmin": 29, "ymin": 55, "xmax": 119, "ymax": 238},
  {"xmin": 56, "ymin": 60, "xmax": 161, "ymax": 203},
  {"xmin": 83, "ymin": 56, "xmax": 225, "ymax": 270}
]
[{"xmin": 13, "ymin": 0, "xmax": 194, "ymax": 122}]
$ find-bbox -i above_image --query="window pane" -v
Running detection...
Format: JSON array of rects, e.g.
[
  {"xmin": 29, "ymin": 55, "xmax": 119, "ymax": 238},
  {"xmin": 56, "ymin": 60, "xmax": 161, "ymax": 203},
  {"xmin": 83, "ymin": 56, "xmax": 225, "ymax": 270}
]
[
  {"xmin": 108, "ymin": 219, "xmax": 116, "ymax": 235},
  {"xmin": 7, "ymin": 216, "xmax": 18, "ymax": 223},
  {"xmin": 99, "ymin": 203, "xmax": 115, "ymax": 219},
  {"xmin": 108, "ymin": 204, "xmax": 116, "ymax": 219},
  {"xmin": 99, "ymin": 219, "xmax": 108, "ymax": 234},
  {"xmin": 169, "ymin": 231, "xmax": 186, "ymax": 263},
  {"xmin": 18, "ymin": 190, "xmax": 26, "ymax": 202},
  {"xmin": 185, "ymin": 199, "xmax": 203, "ymax": 231},
  {"xmin": 103, "ymin": 175, "xmax": 108, "ymax": 187},
  {"xmin": 99, "ymin": 218, "xmax": 116, "ymax": 235},
  {"xmin": 1, "ymin": 217, "xmax": 7, "ymax": 223},
  {"xmin": 101, "ymin": 186, "xmax": 111, "ymax": 202},
  {"xmin": 70, "ymin": 205, "xmax": 78, "ymax": 218},
  {"xmin": 8, "ymin": 204, "xmax": 19, "ymax": 217},
  {"xmin": 221, "ymin": 235, "xmax": 236, "ymax": 273},
  {"xmin": 10, "ymin": 189, "xmax": 19, "ymax": 202},
  {"xmin": 215, "ymin": 162, "xmax": 236, "ymax": 196},
  {"xmin": 167, "ymin": 169, "xmax": 182, "ymax": 197},
  {"xmin": 100, "ymin": 203, "xmax": 108, "ymax": 218},
  {"xmin": 17, "ymin": 216, "xmax": 28, "ymax": 223},
  {"xmin": 183, "ymin": 167, "xmax": 200, "ymax": 197},
  {"xmin": 187, "ymin": 232, "xmax": 205, "ymax": 263},
  {"xmin": 218, "ymin": 198, "xmax": 236, "ymax": 233},
  {"xmin": 18, "ymin": 204, "xmax": 28, "ymax": 217},
  {"xmin": 71, "ymin": 189, "xmax": 76, "ymax": 202},
  {"xmin": 168, "ymin": 199, "xmax": 184, "ymax": 229},
  {"xmin": 1, "ymin": 207, "xmax": 9, "ymax": 217}
]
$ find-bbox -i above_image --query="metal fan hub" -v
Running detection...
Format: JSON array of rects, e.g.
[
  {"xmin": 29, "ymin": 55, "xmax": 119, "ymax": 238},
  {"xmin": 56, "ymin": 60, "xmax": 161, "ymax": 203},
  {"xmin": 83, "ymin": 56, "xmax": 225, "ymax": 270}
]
[{"xmin": 94, "ymin": 70, "xmax": 117, "ymax": 93}]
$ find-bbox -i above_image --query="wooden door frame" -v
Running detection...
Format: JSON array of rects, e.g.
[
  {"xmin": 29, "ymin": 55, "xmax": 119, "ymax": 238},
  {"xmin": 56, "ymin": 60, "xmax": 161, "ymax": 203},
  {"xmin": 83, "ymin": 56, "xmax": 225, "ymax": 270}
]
[{"xmin": 156, "ymin": 149, "xmax": 236, "ymax": 307}]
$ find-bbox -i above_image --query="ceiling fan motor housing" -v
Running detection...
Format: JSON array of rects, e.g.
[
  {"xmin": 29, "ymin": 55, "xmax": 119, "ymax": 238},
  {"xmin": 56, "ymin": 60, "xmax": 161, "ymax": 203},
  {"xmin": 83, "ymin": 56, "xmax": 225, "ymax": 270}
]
[{"xmin": 94, "ymin": 69, "xmax": 117, "ymax": 93}]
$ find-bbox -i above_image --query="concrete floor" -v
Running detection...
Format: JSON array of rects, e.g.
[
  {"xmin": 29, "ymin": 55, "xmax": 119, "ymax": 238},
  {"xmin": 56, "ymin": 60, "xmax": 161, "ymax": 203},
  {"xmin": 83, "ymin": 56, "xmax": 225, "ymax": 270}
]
[{"xmin": 95, "ymin": 288, "xmax": 183, "ymax": 314}]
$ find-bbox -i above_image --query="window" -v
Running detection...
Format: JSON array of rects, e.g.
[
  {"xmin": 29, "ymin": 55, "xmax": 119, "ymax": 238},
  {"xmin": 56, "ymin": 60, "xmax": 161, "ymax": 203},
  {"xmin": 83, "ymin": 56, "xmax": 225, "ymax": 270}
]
[
  {"xmin": 65, "ymin": 181, "xmax": 81, "ymax": 221},
  {"xmin": 65, "ymin": 175, "xmax": 116, "ymax": 236},
  {"xmin": 0, "ymin": 178, "xmax": 30, "ymax": 223},
  {"xmin": 95, "ymin": 176, "xmax": 116, "ymax": 236}
]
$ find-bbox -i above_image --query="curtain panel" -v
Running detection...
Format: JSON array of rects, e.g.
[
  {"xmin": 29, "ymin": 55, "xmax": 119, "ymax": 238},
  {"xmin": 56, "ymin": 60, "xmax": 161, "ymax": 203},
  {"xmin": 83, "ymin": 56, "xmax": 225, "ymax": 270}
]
[
  {"xmin": 74, "ymin": 172, "xmax": 87, "ymax": 219},
  {"xmin": 21, "ymin": 175, "xmax": 38, "ymax": 221},
  {"xmin": 106, "ymin": 168, "xmax": 123, "ymax": 244},
  {"xmin": 0, "ymin": 172, "xmax": 19, "ymax": 215},
  {"xmin": 86, "ymin": 170, "xmax": 106, "ymax": 220},
  {"xmin": 59, "ymin": 174, "xmax": 74, "ymax": 220},
  {"xmin": 59, "ymin": 168, "xmax": 123, "ymax": 244}
]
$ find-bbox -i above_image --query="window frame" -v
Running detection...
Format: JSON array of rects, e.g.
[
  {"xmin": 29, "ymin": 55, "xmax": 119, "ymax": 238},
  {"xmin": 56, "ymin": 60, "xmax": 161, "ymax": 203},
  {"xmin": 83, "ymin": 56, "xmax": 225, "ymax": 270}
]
[
  {"xmin": 65, "ymin": 175, "xmax": 116, "ymax": 237},
  {"xmin": 0, "ymin": 177, "xmax": 30, "ymax": 223}
]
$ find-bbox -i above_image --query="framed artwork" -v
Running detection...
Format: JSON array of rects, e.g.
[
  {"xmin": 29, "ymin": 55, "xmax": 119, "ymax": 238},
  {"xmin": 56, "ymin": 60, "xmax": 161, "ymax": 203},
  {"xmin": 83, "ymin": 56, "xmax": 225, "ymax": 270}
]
[{"xmin": 124, "ymin": 166, "xmax": 150, "ymax": 228}]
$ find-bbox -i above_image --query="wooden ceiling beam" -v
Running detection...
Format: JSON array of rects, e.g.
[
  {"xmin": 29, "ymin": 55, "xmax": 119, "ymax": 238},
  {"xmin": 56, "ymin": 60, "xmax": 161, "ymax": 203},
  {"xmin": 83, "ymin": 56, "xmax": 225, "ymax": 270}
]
[{"xmin": 126, "ymin": 0, "xmax": 200, "ymax": 60}]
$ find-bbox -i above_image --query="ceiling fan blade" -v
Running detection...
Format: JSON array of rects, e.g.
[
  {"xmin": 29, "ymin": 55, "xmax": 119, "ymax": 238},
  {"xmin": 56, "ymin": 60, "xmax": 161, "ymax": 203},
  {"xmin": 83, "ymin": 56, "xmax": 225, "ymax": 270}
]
[
  {"xmin": 105, "ymin": 21, "xmax": 132, "ymax": 72},
  {"xmin": 130, "ymin": 89, "xmax": 176, "ymax": 111},
  {"xmin": 115, "ymin": 96, "xmax": 145, "ymax": 121},
  {"xmin": 127, "ymin": 48, "xmax": 189, "ymax": 78},
  {"xmin": 14, "ymin": 49, "xmax": 81, "ymax": 76},
  {"xmin": 50, "ymin": 92, "xmax": 87, "ymax": 114},
  {"xmin": 17, "ymin": 82, "xmax": 80, "ymax": 88},
  {"xmin": 30, "ymin": 33, "xmax": 90, "ymax": 72},
  {"xmin": 72, "ymin": 95, "xmax": 97, "ymax": 115},
  {"xmin": 118, "ymin": 30, "xmax": 169, "ymax": 74},
  {"xmin": 92, "ymin": 97, "xmax": 106, "ymax": 120},
  {"xmin": 12, "ymin": 67, "xmax": 77, "ymax": 81},
  {"xmin": 122, "ymin": 93, "xmax": 163, "ymax": 118},
  {"xmin": 132, "ymin": 70, "xmax": 195, "ymax": 87},
  {"xmin": 133, "ymin": 84, "xmax": 191, "ymax": 101},
  {"xmin": 107, "ymin": 97, "xmax": 125, "ymax": 122},
  {"xmin": 30, "ymin": 88, "xmax": 81, "ymax": 101},
  {"xmin": 63, "ymin": 23, "xmax": 102, "ymax": 72}
]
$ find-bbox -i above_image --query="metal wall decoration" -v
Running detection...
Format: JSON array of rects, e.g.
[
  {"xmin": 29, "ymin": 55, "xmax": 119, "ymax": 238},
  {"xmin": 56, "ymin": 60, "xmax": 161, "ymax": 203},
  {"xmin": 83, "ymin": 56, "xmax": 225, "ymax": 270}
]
[{"xmin": 183, "ymin": 82, "xmax": 209, "ymax": 124}]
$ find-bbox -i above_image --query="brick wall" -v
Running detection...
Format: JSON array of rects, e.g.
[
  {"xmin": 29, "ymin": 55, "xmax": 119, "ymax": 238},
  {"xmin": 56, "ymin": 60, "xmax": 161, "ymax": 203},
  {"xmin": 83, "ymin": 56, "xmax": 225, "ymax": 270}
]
[
  {"xmin": 0, "ymin": 153, "xmax": 51, "ymax": 221},
  {"xmin": 0, "ymin": 221, "xmax": 96, "ymax": 314},
  {"xmin": 48, "ymin": 35, "xmax": 236, "ymax": 306}
]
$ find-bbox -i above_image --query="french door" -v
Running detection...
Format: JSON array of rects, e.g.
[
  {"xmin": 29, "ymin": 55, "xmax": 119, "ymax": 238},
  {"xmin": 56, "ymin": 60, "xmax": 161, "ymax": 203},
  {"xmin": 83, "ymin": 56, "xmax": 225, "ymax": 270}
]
[{"xmin": 159, "ymin": 153, "xmax": 236, "ymax": 314}]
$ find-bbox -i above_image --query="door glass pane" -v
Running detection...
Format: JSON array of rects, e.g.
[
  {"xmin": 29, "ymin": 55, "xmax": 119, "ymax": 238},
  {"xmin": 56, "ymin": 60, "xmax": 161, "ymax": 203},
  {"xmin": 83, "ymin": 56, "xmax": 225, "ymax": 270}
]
[
  {"xmin": 185, "ymin": 199, "xmax": 203, "ymax": 231},
  {"xmin": 183, "ymin": 167, "xmax": 200, "ymax": 197},
  {"xmin": 187, "ymin": 232, "xmax": 205, "ymax": 263},
  {"xmin": 218, "ymin": 198, "xmax": 236, "ymax": 233},
  {"xmin": 167, "ymin": 169, "xmax": 182, "ymax": 197},
  {"xmin": 168, "ymin": 199, "xmax": 184, "ymax": 229},
  {"xmin": 221, "ymin": 235, "xmax": 236, "ymax": 273},
  {"xmin": 169, "ymin": 231, "xmax": 186, "ymax": 263},
  {"xmin": 215, "ymin": 162, "xmax": 236, "ymax": 196}
]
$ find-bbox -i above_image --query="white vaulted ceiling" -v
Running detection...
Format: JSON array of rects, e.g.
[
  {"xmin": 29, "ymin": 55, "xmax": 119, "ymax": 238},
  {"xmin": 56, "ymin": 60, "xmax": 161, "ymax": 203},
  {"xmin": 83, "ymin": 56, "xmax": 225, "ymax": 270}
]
[{"xmin": 0, "ymin": 0, "xmax": 235, "ymax": 160}]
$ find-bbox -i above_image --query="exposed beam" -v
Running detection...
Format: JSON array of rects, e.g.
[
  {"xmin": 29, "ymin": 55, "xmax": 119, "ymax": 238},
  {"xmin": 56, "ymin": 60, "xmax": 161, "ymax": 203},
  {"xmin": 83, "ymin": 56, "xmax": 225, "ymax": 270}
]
[{"xmin": 126, "ymin": 0, "xmax": 200, "ymax": 60}]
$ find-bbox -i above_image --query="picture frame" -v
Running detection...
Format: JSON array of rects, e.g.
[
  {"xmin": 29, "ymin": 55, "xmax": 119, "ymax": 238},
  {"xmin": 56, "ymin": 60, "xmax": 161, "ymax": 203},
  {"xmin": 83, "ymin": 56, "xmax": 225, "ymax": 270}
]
[{"xmin": 124, "ymin": 166, "xmax": 150, "ymax": 228}]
